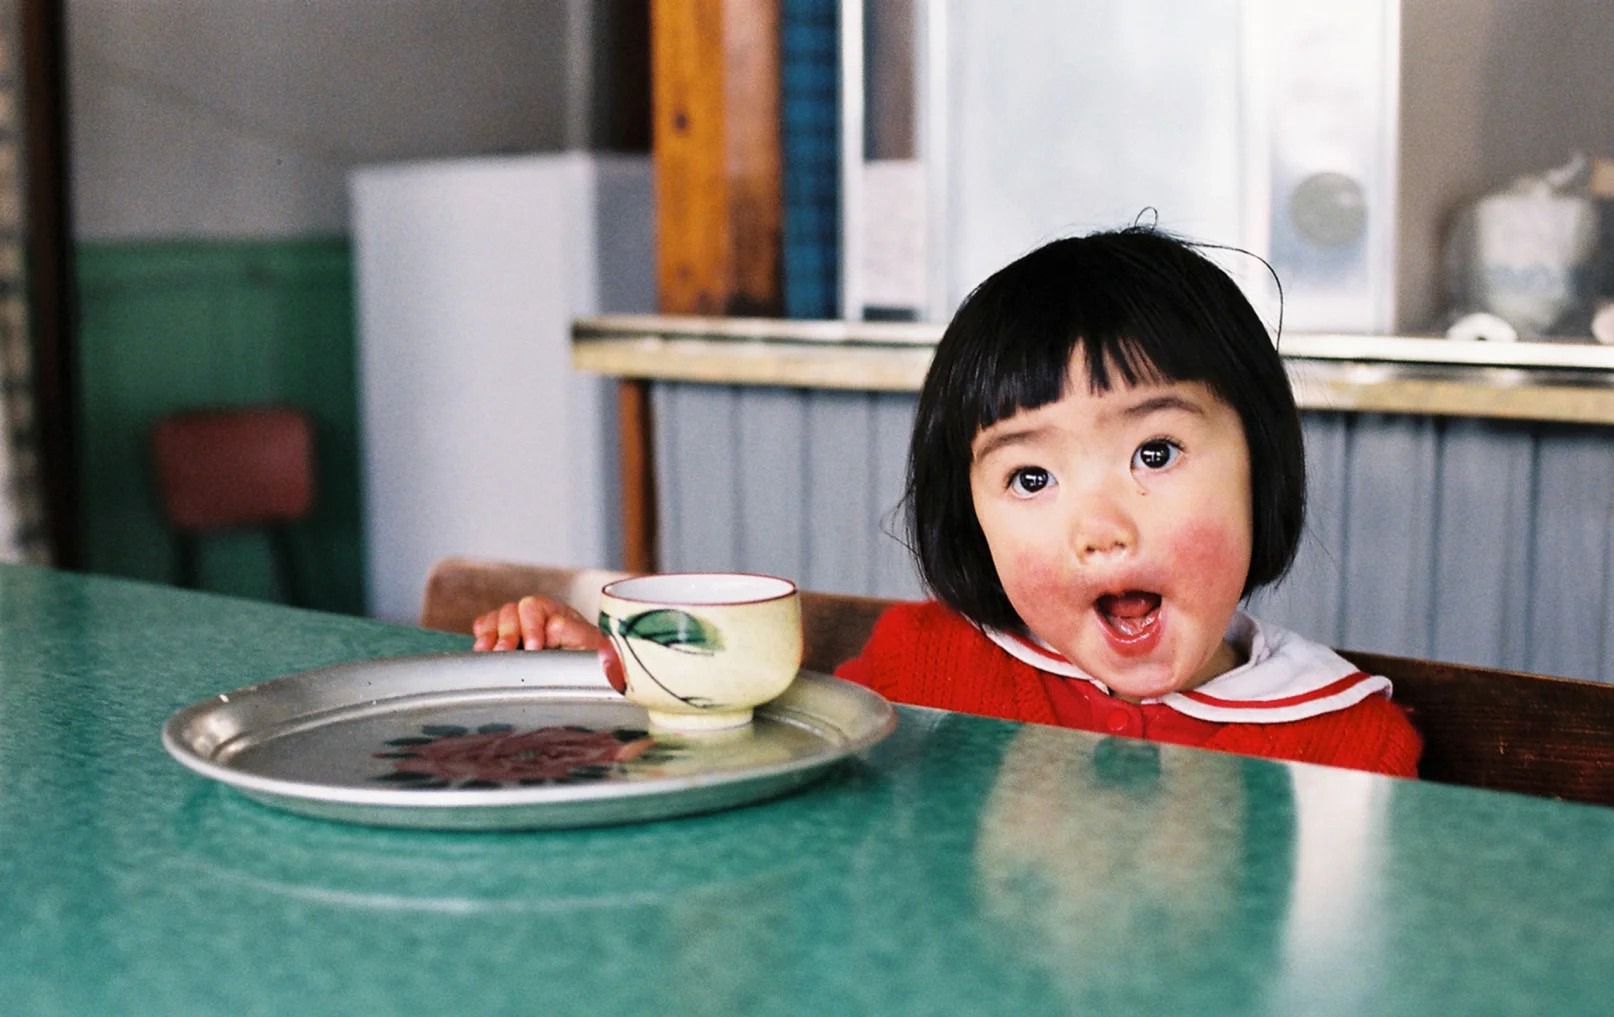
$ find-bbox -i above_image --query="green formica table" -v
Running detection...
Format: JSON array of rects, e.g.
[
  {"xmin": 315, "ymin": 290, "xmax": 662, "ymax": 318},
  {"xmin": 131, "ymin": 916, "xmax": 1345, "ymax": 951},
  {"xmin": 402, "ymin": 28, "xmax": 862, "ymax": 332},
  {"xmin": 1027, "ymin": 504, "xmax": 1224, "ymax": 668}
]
[{"xmin": 2, "ymin": 564, "xmax": 1611, "ymax": 1016}]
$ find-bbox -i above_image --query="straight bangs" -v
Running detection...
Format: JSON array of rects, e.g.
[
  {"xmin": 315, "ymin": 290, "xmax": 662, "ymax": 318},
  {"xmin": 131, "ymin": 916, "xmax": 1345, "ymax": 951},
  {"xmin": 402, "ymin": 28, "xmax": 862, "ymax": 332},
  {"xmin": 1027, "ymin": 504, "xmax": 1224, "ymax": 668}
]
[
  {"xmin": 964, "ymin": 324, "xmax": 1077, "ymax": 437},
  {"xmin": 963, "ymin": 284, "xmax": 1225, "ymax": 439},
  {"xmin": 1076, "ymin": 292, "xmax": 1250, "ymax": 410}
]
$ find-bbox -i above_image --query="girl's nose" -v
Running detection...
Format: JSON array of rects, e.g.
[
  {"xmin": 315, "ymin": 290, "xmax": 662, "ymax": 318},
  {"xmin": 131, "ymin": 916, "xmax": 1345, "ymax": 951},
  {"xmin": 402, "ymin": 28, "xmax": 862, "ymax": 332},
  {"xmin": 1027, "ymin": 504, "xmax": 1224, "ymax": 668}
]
[{"xmin": 1069, "ymin": 489, "xmax": 1136, "ymax": 561}]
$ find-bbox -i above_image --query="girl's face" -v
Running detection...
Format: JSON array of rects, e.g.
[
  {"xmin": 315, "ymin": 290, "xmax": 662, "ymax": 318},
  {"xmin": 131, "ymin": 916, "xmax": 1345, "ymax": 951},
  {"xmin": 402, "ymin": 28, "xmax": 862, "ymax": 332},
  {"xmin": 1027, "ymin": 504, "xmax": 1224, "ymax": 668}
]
[{"xmin": 969, "ymin": 354, "xmax": 1253, "ymax": 700}]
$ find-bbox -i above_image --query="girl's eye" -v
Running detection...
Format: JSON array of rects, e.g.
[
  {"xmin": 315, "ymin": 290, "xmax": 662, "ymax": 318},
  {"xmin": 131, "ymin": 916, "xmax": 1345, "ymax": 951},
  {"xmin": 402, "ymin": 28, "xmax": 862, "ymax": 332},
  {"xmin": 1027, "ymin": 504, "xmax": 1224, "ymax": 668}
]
[
  {"xmin": 1007, "ymin": 467, "xmax": 1052, "ymax": 497},
  {"xmin": 1132, "ymin": 439, "xmax": 1181, "ymax": 471}
]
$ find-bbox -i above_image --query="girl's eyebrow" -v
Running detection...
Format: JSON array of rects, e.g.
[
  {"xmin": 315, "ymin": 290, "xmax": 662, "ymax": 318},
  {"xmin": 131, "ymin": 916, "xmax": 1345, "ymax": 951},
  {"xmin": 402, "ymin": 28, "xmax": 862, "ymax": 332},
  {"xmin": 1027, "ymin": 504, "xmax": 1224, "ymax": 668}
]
[
  {"xmin": 1122, "ymin": 392, "xmax": 1209, "ymax": 420},
  {"xmin": 971, "ymin": 424, "xmax": 1050, "ymax": 464},
  {"xmin": 971, "ymin": 389, "xmax": 1211, "ymax": 463}
]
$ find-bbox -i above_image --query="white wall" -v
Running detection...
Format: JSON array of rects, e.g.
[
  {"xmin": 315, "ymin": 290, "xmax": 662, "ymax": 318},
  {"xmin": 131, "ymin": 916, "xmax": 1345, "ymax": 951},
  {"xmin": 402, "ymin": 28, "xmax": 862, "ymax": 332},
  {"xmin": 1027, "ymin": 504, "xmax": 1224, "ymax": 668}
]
[{"xmin": 66, "ymin": 0, "xmax": 613, "ymax": 240}]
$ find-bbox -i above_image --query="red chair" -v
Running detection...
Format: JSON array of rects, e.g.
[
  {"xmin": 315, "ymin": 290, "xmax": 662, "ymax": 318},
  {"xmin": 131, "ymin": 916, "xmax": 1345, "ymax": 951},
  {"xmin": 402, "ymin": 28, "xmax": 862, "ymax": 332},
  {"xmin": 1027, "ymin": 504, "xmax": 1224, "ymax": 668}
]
[{"xmin": 149, "ymin": 405, "xmax": 315, "ymax": 605}]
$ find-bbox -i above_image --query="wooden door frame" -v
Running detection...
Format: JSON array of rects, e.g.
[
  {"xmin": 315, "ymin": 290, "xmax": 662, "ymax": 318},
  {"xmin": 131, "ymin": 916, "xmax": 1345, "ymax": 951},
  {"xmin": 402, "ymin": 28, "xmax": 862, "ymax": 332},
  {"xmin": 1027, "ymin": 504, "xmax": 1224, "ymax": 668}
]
[{"xmin": 20, "ymin": 0, "xmax": 79, "ymax": 568}]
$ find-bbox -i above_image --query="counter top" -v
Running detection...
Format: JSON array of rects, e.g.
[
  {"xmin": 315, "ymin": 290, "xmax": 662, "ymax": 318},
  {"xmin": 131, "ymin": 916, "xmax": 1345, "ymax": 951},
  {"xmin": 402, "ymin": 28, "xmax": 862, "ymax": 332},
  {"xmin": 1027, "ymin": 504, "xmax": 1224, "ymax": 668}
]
[
  {"xmin": 574, "ymin": 314, "xmax": 1614, "ymax": 426},
  {"xmin": 7, "ymin": 565, "xmax": 1612, "ymax": 1015}
]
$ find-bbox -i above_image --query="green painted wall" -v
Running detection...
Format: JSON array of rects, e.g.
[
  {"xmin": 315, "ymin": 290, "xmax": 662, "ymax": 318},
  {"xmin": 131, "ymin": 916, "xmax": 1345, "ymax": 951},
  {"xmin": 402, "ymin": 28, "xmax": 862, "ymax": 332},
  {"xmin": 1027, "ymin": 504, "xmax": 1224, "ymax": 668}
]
[{"xmin": 75, "ymin": 238, "xmax": 366, "ymax": 614}]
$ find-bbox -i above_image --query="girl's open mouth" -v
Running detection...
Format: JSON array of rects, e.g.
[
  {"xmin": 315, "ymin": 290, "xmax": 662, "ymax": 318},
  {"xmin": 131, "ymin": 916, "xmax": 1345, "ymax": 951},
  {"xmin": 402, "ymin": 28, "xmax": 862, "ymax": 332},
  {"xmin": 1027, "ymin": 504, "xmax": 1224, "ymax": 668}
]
[{"xmin": 1096, "ymin": 590, "xmax": 1163, "ymax": 641}]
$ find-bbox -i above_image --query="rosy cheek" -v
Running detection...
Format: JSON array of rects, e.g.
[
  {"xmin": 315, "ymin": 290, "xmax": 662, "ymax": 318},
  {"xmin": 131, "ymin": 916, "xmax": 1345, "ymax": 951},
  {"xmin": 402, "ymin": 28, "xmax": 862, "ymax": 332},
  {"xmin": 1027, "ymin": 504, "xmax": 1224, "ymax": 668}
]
[
  {"xmin": 999, "ymin": 550, "xmax": 1070, "ymax": 603},
  {"xmin": 1165, "ymin": 520, "xmax": 1250, "ymax": 597}
]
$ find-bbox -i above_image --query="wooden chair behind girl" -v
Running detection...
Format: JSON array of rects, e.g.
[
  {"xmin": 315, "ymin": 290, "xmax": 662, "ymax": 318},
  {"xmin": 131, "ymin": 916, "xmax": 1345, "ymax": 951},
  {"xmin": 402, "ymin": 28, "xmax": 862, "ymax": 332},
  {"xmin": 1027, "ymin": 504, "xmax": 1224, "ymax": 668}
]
[{"xmin": 420, "ymin": 556, "xmax": 1614, "ymax": 808}]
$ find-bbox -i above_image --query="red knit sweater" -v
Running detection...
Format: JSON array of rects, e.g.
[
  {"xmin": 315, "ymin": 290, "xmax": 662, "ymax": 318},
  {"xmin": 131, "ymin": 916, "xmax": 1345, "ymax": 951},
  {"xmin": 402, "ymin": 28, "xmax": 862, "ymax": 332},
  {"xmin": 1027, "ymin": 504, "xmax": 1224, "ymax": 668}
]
[{"xmin": 836, "ymin": 600, "xmax": 1422, "ymax": 778}]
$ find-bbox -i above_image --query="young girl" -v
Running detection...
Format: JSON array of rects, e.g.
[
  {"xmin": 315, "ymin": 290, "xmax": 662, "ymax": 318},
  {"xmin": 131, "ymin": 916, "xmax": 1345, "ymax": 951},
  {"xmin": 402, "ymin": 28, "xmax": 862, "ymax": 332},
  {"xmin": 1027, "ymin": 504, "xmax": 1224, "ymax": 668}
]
[
  {"xmin": 473, "ymin": 226, "xmax": 1421, "ymax": 778},
  {"xmin": 836, "ymin": 225, "xmax": 1420, "ymax": 777}
]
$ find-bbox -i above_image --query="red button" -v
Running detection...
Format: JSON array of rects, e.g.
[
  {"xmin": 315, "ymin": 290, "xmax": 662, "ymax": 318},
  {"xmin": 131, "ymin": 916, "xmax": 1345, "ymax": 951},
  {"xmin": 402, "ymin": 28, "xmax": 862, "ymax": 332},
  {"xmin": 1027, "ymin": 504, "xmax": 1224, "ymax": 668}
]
[{"xmin": 1106, "ymin": 708, "xmax": 1133, "ymax": 734}]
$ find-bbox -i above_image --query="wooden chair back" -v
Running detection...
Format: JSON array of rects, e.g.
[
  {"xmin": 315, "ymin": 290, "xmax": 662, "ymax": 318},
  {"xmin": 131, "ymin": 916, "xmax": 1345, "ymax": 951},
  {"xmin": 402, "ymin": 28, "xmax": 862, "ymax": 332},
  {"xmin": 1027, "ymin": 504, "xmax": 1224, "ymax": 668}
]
[
  {"xmin": 419, "ymin": 558, "xmax": 1614, "ymax": 807},
  {"xmin": 419, "ymin": 556, "xmax": 890, "ymax": 676},
  {"xmin": 1335, "ymin": 648, "xmax": 1614, "ymax": 806},
  {"xmin": 150, "ymin": 405, "xmax": 315, "ymax": 530},
  {"xmin": 419, "ymin": 557, "xmax": 632, "ymax": 635}
]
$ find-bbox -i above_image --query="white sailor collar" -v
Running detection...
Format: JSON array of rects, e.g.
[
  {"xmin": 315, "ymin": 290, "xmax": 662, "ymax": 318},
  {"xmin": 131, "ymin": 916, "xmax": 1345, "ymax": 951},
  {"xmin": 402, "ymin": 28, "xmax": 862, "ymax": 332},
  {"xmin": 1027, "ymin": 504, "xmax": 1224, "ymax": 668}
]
[{"xmin": 982, "ymin": 610, "xmax": 1392, "ymax": 724}]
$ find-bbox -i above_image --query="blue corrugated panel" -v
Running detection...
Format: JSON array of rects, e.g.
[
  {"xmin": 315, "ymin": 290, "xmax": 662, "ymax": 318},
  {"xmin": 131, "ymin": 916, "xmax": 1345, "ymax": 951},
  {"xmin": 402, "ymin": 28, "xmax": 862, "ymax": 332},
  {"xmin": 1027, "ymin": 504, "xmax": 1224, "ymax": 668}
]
[{"xmin": 781, "ymin": 0, "xmax": 840, "ymax": 320}]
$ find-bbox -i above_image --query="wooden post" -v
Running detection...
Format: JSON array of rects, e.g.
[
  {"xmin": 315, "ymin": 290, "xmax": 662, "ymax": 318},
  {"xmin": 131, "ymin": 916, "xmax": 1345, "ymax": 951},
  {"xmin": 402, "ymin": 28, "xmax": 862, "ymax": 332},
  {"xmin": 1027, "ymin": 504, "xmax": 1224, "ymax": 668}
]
[
  {"xmin": 20, "ymin": 0, "xmax": 79, "ymax": 568},
  {"xmin": 623, "ymin": 0, "xmax": 782, "ymax": 572},
  {"xmin": 616, "ymin": 377, "xmax": 658, "ymax": 574}
]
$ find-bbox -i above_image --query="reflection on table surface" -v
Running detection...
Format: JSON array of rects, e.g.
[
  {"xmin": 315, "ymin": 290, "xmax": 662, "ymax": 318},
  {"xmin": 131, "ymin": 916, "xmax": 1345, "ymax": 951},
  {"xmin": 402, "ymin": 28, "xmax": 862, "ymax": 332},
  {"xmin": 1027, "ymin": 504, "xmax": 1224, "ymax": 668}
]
[{"xmin": 2, "ymin": 564, "xmax": 1611, "ymax": 1016}]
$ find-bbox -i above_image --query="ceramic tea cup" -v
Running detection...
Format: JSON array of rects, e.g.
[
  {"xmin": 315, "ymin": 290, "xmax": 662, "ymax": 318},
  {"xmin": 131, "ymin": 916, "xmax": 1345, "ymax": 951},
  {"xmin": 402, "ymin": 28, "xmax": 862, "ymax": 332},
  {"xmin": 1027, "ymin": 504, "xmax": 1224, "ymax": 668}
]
[{"xmin": 597, "ymin": 572, "xmax": 803, "ymax": 732}]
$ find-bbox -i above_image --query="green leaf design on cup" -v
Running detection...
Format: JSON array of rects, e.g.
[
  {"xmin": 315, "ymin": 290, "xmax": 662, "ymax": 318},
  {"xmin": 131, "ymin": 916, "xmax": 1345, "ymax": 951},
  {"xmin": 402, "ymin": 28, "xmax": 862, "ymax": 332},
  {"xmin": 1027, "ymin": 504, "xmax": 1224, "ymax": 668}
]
[
  {"xmin": 604, "ymin": 608, "xmax": 724, "ymax": 655},
  {"xmin": 598, "ymin": 608, "xmax": 725, "ymax": 708}
]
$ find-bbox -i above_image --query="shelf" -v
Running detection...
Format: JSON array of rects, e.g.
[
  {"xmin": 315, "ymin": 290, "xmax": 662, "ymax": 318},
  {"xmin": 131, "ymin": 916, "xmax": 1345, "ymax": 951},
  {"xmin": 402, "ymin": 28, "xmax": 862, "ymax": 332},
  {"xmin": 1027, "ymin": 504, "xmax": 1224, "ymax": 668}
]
[{"xmin": 573, "ymin": 315, "xmax": 1614, "ymax": 426}]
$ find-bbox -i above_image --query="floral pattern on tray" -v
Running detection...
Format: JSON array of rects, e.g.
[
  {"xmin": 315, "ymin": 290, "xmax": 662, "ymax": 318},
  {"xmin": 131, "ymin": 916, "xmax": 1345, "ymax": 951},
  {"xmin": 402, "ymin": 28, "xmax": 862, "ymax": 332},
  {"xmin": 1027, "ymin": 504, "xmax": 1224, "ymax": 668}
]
[{"xmin": 372, "ymin": 724, "xmax": 668, "ymax": 789}]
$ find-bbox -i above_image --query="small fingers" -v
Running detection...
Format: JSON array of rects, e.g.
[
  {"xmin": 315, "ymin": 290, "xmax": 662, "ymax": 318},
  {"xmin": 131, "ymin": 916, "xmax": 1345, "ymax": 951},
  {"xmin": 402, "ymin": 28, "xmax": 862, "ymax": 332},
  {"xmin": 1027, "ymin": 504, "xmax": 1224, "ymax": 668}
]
[
  {"xmin": 516, "ymin": 596, "xmax": 550, "ymax": 651},
  {"xmin": 487, "ymin": 601, "xmax": 521, "ymax": 651},
  {"xmin": 471, "ymin": 597, "xmax": 601, "ymax": 652},
  {"xmin": 546, "ymin": 610, "xmax": 606, "ymax": 651},
  {"xmin": 471, "ymin": 609, "xmax": 498, "ymax": 651}
]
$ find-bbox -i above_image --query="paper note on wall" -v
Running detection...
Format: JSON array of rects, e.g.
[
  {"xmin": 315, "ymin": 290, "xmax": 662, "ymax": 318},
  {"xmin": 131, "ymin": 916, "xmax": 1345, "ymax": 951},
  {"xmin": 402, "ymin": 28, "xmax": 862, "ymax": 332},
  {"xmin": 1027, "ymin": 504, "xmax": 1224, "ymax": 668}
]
[{"xmin": 860, "ymin": 159, "xmax": 927, "ymax": 316}]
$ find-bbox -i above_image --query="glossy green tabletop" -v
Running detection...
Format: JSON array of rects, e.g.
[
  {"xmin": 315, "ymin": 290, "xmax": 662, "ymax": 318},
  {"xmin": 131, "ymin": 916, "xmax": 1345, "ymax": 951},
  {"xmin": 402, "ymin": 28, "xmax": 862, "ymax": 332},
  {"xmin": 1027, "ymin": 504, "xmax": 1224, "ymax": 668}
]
[{"xmin": 2, "ymin": 565, "xmax": 1611, "ymax": 1016}]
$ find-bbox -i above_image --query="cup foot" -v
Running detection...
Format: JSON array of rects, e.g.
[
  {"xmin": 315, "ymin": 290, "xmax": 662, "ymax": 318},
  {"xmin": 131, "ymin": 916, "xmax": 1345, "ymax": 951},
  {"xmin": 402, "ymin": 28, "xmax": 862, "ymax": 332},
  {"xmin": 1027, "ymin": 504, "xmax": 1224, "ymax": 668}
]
[{"xmin": 645, "ymin": 707, "xmax": 755, "ymax": 733}]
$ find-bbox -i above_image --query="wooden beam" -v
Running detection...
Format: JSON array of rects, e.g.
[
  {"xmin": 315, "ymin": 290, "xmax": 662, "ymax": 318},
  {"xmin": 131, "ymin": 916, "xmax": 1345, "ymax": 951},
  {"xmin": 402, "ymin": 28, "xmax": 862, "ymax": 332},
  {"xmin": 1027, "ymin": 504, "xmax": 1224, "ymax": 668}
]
[
  {"xmin": 620, "ymin": 0, "xmax": 782, "ymax": 572},
  {"xmin": 651, "ymin": 0, "xmax": 782, "ymax": 317}
]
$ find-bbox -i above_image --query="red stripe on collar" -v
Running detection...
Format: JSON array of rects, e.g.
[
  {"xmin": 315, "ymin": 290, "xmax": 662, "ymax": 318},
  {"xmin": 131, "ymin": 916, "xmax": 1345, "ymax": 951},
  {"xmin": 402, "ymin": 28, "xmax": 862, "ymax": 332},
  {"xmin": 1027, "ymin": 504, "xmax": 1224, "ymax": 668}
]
[
  {"xmin": 1001, "ymin": 628, "xmax": 1055, "ymax": 657},
  {"xmin": 1181, "ymin": 672, "xmax": 1373, "ymax": 709}
]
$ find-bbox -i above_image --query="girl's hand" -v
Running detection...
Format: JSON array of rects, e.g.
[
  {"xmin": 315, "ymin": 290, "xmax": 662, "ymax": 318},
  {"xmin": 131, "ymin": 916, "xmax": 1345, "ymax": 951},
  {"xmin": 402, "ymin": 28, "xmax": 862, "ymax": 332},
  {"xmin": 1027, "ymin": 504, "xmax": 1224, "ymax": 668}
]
[{"xmin": 471, "ymin": 596, "xmax": 605, "ymax": 652}]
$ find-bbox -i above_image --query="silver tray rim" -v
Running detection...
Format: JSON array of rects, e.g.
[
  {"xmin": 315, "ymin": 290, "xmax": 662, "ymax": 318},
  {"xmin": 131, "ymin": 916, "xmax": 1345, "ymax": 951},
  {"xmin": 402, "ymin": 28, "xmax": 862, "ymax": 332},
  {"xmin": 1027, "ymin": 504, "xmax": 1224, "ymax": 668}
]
[{"xmin": 161, "ymin": 650, "xmax": 899, "ymax": 830}]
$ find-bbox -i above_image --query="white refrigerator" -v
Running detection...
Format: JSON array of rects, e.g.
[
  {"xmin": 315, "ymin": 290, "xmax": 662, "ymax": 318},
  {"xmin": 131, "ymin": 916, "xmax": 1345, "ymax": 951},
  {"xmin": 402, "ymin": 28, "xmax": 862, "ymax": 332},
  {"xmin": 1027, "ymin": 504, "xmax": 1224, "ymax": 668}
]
[{"xmin": 350, "ymin": 153, "xmax": 655, "ymax": 623}]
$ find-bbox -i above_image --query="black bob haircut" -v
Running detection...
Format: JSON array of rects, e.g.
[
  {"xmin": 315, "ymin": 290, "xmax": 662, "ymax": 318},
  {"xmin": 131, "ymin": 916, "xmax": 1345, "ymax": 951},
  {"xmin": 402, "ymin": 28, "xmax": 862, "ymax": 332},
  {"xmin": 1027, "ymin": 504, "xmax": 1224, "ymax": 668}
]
[{"xmin": 903, "ymin": 225, "xmax": 1306, "ymax": 632}]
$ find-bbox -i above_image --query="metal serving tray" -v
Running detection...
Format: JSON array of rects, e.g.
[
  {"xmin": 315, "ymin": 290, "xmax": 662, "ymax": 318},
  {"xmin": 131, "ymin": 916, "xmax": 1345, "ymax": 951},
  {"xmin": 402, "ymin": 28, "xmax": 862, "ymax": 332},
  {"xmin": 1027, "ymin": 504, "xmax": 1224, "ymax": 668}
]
[{"xmin": 162, "ymin": 650, "xmax": 897, "ymax": 831}]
